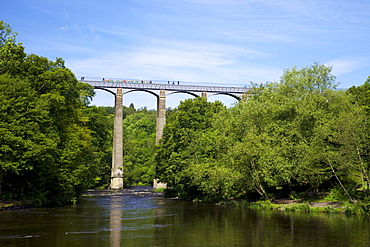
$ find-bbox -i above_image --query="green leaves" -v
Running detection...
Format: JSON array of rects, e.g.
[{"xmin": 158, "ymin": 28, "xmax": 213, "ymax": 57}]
[
  {"xmin": 0, "ymin": 21, "xmax": 18, "ymax": 46},
  {"xmin": 123, "ymin": 109, "xmax": 156, "ymax": 185},
  {"xmin": 0, "ymin": 22, "xmax": 104, "ymax": 204},
  {"xmin": 185, "ymin": 162, "xmax": 243, "ymax": 202},
  {"xmin": 156, "ymin": 98, "xmax": 229, "ymax": 200},
  {"xmin": 157, "ymin": 63, "xmax": 370, "ymax": 202}
]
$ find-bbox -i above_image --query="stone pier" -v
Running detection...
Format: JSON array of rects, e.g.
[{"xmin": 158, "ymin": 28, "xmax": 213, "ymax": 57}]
[
  {"xmin": 154, "ymin": 90, "xmax": 167, "ymax": 189},
  {"xmin": 156, "ymin": 90, "xmax": 166, "ymax": 145},
  {"xmin": 110, "ymin": 88, "xmax": 124, "ymax": 189}
]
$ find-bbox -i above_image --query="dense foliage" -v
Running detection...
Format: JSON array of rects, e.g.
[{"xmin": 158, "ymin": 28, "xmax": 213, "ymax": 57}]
[
  {"xmin": 156, "ymin": 63, "xmax": 370, "ymax": 204},
  {"xmin": 123, "ymin": 106, "xmax": 157, "ymax": 185},
  {"xmin": 0, "ymin": 22, "xmax": 114, "ymax": 205},
  {"xmin": 156, "ymin": 97, "xmax": 228, "ymax": 200}
]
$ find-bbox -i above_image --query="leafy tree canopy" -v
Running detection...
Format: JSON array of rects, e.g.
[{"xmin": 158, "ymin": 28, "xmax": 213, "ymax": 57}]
[
  {"xmin": 0, "ymin": 22, "xmax": 102, "ymax": 205},
  {"xmin": 156, "ymin": 63, "xmax": 370, "ymax": 203}
]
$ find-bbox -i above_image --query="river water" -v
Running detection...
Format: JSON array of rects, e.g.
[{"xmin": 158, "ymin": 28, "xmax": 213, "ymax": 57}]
[{"xmin": 1, "ymin": 189, "xmax": 370, "ymax": 247}]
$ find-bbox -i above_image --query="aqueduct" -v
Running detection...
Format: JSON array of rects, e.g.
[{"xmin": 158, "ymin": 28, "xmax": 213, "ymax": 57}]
[{"xmin": 82, "ymin": 79, "xmax": 250, "ymax": 189}]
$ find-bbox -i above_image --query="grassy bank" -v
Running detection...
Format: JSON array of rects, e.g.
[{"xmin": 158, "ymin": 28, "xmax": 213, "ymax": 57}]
[
  {"xmin": 0, "ymin": 200, "xmax": 34, "ymax": 210},
  {"xmin": 232, "ymin": 199, "xmax": 370, "ymax": 215}
]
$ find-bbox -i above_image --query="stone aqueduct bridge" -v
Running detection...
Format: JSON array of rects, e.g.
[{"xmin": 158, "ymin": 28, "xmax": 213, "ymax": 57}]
[{"xmin": 83, "ymin": 80, "xmax": 250, "ymax": 189}]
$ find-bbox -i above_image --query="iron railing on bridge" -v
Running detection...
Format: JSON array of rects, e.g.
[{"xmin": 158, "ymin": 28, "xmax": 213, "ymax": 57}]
[{"xmin": 81, "ymin": 79, "xmax": 251, "ymax": 94}]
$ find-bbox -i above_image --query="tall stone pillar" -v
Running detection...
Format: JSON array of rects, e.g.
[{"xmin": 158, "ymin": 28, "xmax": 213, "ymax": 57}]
[
  {"xmin": 201, "ymin": 92, "xmax": 207, "ymax": 98},
  {"xmin": 110, "ymin": 88, "xmax": 123, "ymax": 189},
  {"xmin": 154, "ymin": 90, "xmax": 167, "ymax": 189},
  {"xmin": 156, "ymin": 90, "xmax": 166, "ymax": 145}
]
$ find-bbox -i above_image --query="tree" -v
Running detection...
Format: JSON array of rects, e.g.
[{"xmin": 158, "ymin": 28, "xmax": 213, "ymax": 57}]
[
  {"xmin": 222, "ymin": 63, "xmax": 367, "ymax": 200},
  {"xmin": 0, "ymin": 22, "xmax": 102, "ymax": 205},
  {"xmin": 0, "ymin": 75, "xmax": 57, "ymax": 199},
  {"xmin": 0, "ymin": 21, "xmax": 17, "ymax": 47},
  {"xmin": 156, "ymin": 97, "xmax": 228, "ymax": 199},
  {"xmin": 123, "ymin": 109, "xmax": 157, "ymax": 185},
  {"xmin": 345, "ymin": 76, "xmax": 370, "ymax": 196},
  {"xmin": 0, "ymin": 21, "xmax": 26, "ymax": 76},
  {"xmin": 83, "ymin": 106, "xmax": 113, "ymax": 188}
]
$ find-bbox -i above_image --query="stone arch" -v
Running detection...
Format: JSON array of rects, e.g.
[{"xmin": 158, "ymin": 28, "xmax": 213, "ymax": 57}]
[
  {"xmin": 209, "ymin": 92, "xmax": 242, "ymax": 101},
  {"xmin": 121, "ymin": 88, "xmax": 160, "ymax": 98},
  {"xmin": 93, "ymin": 86, "xmax": 117, "ymax": 96},
  {"xmin": 165, "ymin": 90, "xmax": 200, "ymax": 98}
]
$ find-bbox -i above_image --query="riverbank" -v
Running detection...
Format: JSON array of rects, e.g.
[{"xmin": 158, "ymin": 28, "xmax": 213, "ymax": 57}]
[
  {"xmin": 233, "ymin": 198, "xmax": 369, "ymax": 214},
  {"xmin": 271, "ymin": 199, "xmax": 344, "ymax": 212},
  {"xmin": 0, "ymin": 200, "xmax": 34, "ymax": 210}
]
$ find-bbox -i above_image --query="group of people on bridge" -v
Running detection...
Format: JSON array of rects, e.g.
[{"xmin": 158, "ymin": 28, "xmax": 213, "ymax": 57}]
[
  {"xmin": 80, "ymin": 76, "xmax": 182, "ymax": 85},
  {"xmin": 168, "ymin": 81, "xmax": 180, "ymax": 85}
]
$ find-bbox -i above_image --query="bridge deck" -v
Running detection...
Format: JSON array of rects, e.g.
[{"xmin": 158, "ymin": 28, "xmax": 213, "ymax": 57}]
[{"xmin": 82, "ymin": 80, "xmax": 250, "ymax": 94}]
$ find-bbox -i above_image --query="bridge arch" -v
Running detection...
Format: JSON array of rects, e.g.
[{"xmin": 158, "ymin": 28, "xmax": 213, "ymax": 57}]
[
  {"xmin": 165, "ymin": 90, "xmax": 200, "ymax": 98},
  {"xmin": 93, "ymin": 87, "xmax": 117, "ymax": 96},
  {"xmin": 121, "ymin": 89, "xmax": 160, "ymax": 98},
  {"xmin": 208, "ymin": 92, "xmax": 242, "ymax": 101}
]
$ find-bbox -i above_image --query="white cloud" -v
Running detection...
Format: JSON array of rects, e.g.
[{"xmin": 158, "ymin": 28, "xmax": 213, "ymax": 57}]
[
  {"xmin": 325, "ymin": 58, "xmax": 365, "ymax": 76},
  {"xmin": 67, "ymin": 39, "xmax": 278, "ymax": 85}
]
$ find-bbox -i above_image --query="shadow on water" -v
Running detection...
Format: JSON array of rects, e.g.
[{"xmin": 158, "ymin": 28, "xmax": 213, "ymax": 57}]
[{"xmin": 1, "ymin": 187, "xmax": 370, "ymax": 246}]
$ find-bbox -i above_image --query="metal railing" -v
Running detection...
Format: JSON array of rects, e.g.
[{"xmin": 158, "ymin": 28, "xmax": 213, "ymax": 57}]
[{"xmin": 82, "ymin": 80, "xmax": 251, "ymax": 94}]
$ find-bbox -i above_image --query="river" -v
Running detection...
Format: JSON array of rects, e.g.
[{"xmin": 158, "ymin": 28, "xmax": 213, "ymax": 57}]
[{"xmin": 1, "ymin": 188, "xmax": 370, "ymax": 247}]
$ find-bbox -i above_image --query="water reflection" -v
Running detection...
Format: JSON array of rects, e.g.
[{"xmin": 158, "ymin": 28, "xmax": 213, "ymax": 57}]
[
  {"xmin": 1, "ymin": 194, "xmax": 370, "ymax": 246},
  {"xmin": 109, "ymin": 197, "xmax": 122, "ymax": 247},
  {"xmin": 151, "ymin": 198, "xmax": 370, "ymax": 246}
]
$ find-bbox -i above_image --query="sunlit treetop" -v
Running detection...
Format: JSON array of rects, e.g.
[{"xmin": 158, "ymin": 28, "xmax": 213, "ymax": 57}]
[{"xmin": 0, "ymin": 21, "xmax": 19, "ymax": 47}]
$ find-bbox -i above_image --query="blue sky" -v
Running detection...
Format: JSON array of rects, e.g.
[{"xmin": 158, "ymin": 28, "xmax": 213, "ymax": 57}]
[{"xmin": 2, "ymin": 0, "xmax": 370, "ymax": 109}]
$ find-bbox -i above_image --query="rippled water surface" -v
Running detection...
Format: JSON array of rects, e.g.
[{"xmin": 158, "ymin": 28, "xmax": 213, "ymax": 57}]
[{"xmin": 1, "ymin": 190, "xmax": 370, "ymax": 246}]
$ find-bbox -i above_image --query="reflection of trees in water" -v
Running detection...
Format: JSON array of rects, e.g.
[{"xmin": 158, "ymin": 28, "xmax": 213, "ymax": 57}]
[
  {"xmin": 153, "ymin": 197, "xmax": 173, "ymax": 245},
  {"xmin": 104, "ymin": 195, "xmax": 370, "ymax": 246},
  {"xmin": 152, "ymin": 199, "xmax": 370, "ymax": 246}
]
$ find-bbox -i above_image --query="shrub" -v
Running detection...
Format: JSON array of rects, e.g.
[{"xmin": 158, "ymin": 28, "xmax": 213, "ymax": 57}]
[
  {"xmin": 323, "ymin": 206, "xmax": 336, "ymax": 214},
  {"xmin": 343, "ymin": 202, "xmax": 364, "ymax": 215},
  {"xmin": 251, "ymin": 200, "xmax": 273, "ymax": 210},
  {"xmin": 285, "ymin": 203, "xmax": 311, "ymax": 212}
]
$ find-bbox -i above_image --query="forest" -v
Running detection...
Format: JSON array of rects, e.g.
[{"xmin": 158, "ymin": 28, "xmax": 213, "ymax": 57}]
[
  {"xmin": 0, "ymin": 22, "xmax": 156, "ymax": 205},
  {"xmin": 1, "ymin": 21, "xmax": 370, "ymax": 208}
]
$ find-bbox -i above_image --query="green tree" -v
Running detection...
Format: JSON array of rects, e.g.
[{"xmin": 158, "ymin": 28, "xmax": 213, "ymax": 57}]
[
  {"xmin": 345, "ymin": 76, "xmax": 370, "ymax": 196},
  {"xmin": 0, "ymin": 21, "xmax": 26, "ymax": 76},
  {"xmin": 0, "ymin": 22, "xmax": 101, "ymax": 205},
  {"xmin": 83, "ymin": 106, "xmax": 114, "ymax": 188},
  {"xmin": 123, "ymin": 109, "xmax": 157, "ymax": 185},
  {"xmin": 224, "ymin": 63, "xmax": 366, "ymax": 200},
  {"xmin": 156, "ymin": 97, "xmax": 228, "ymax": 199},
  {"xmin": 0, "ymin": 75, "xmax": 57, "ymax": 199}
]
